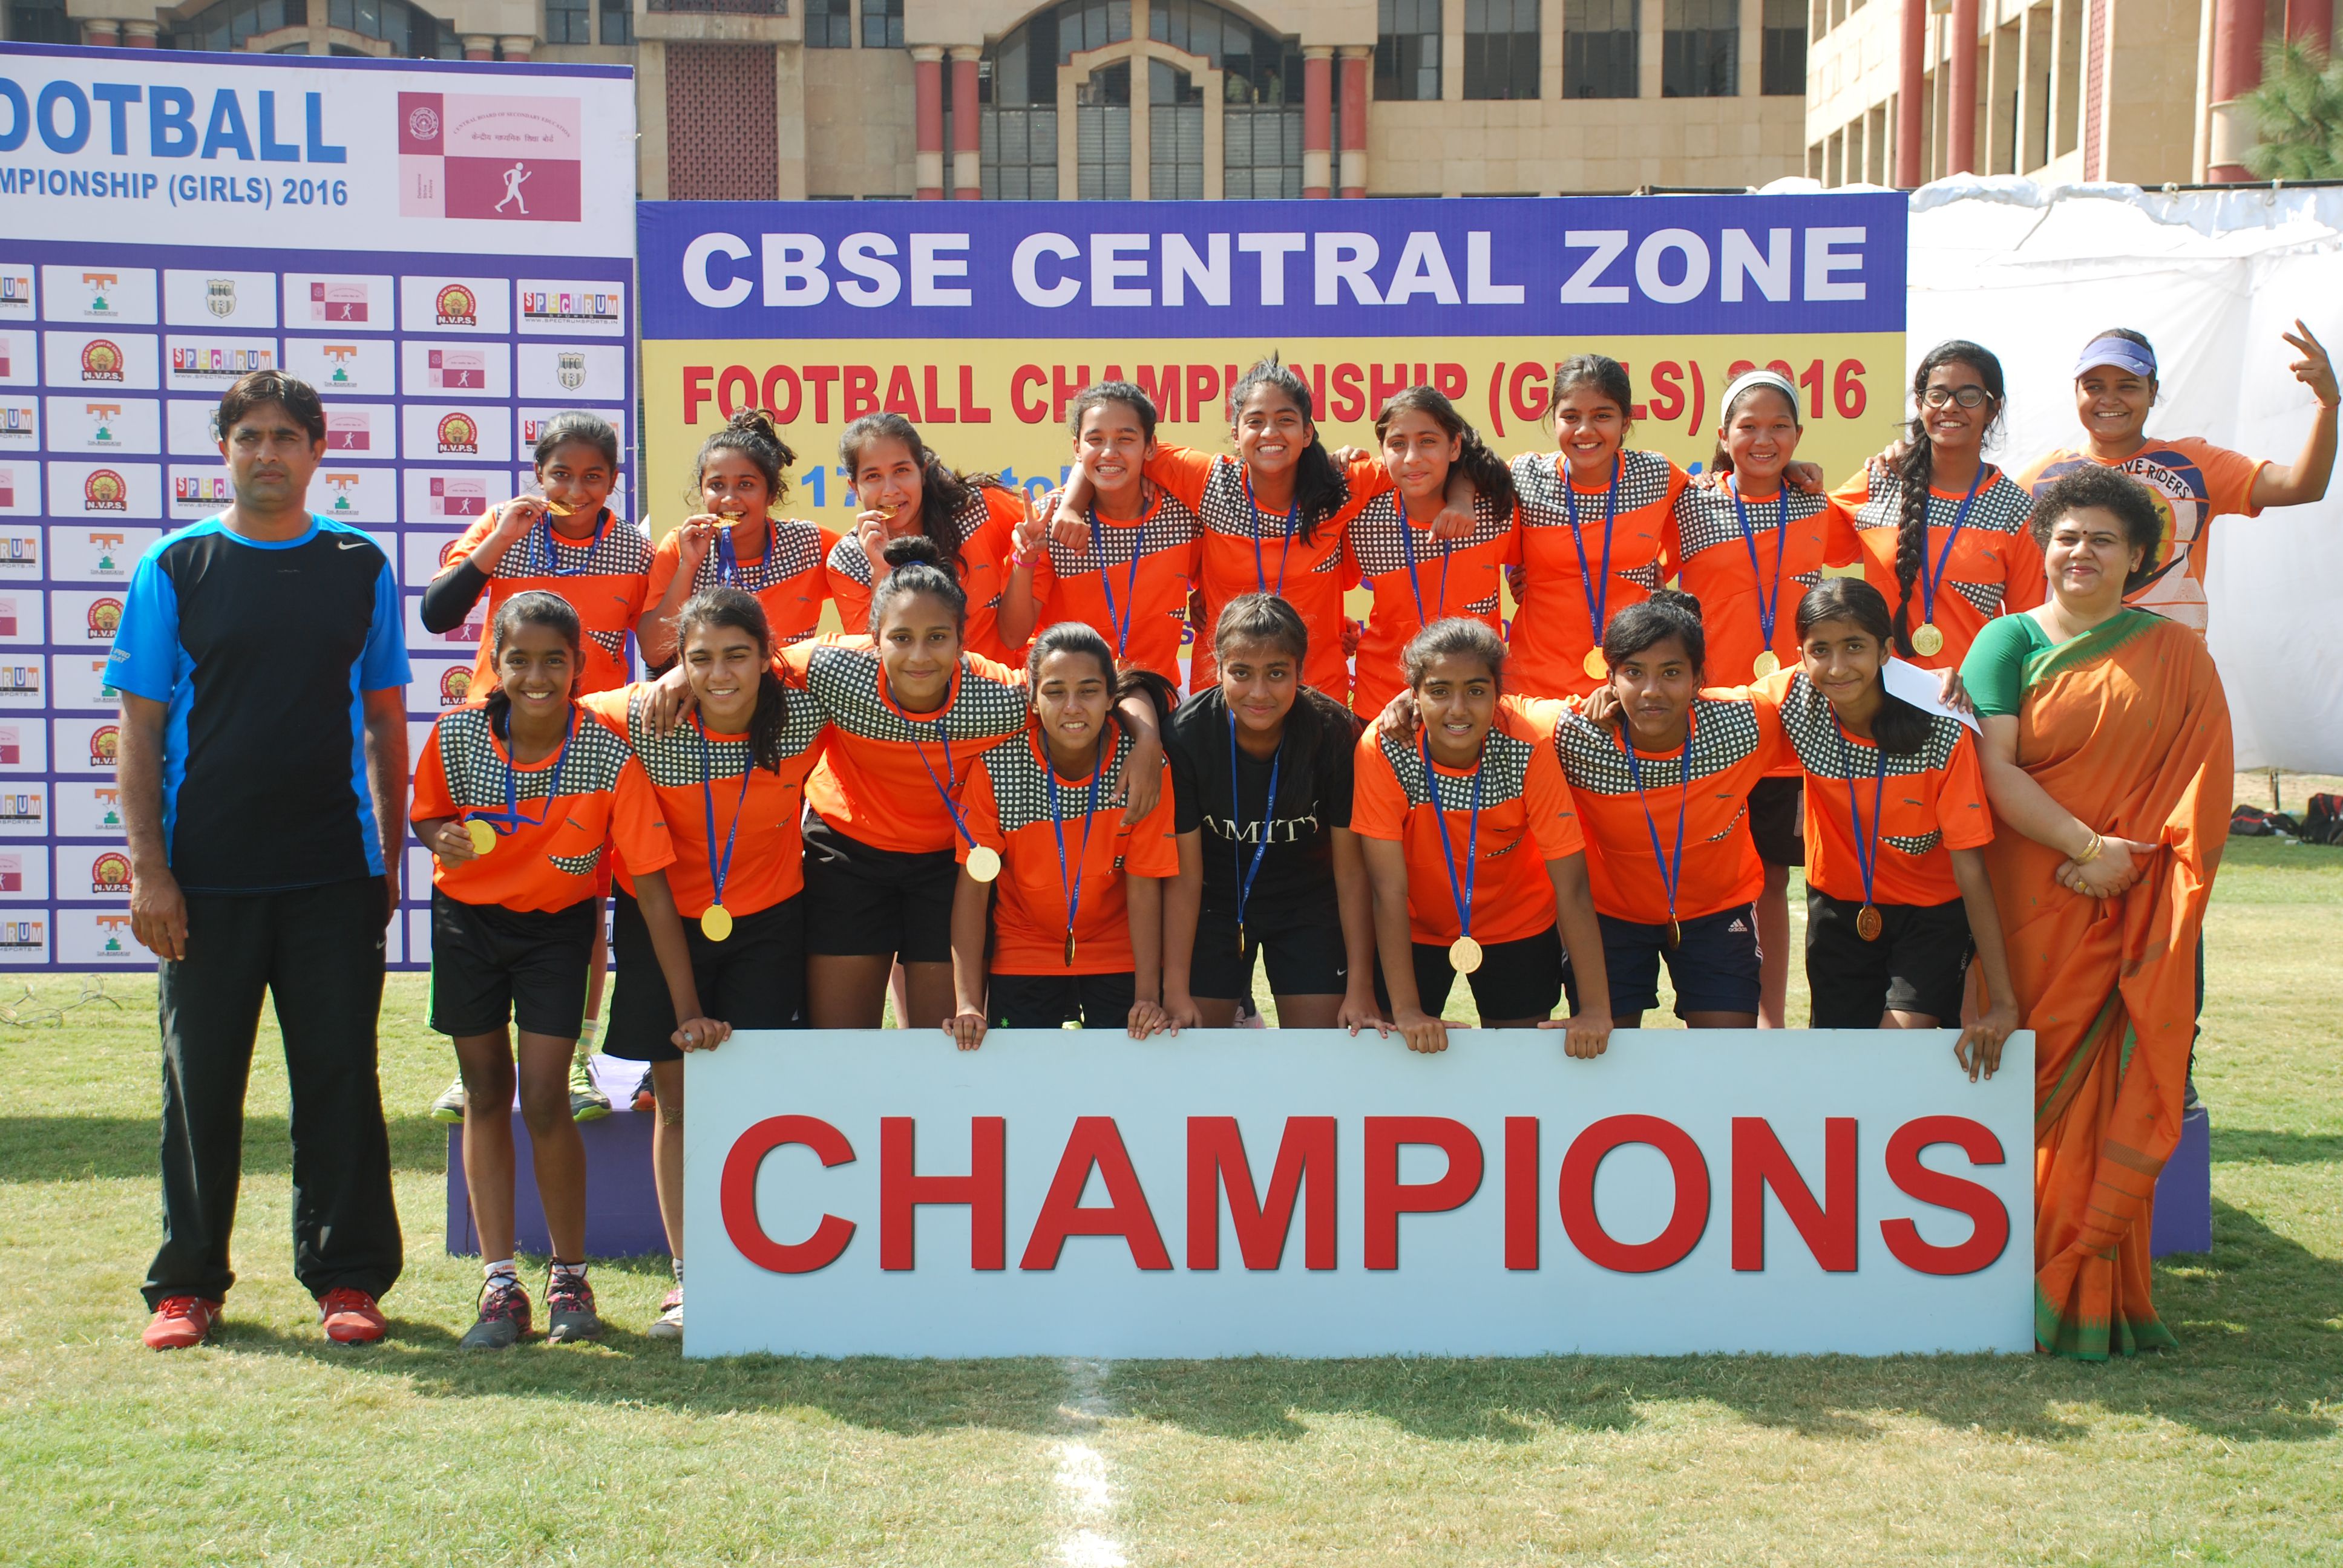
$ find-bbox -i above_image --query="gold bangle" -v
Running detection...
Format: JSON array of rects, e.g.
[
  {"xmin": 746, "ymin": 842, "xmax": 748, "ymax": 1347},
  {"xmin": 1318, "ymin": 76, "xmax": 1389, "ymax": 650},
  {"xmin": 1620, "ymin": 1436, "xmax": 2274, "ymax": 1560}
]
[{"xmin": 2073, "ymin": 832, "xmax": 2104, "ymax": 864}]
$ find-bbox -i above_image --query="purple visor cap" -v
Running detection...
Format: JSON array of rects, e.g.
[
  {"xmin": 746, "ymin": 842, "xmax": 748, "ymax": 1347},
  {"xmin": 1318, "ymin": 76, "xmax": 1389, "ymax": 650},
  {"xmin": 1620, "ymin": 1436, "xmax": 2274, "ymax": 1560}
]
[{"xmin": 2075, "ymin": 336, "xmax": 2157, "ymax": 379}]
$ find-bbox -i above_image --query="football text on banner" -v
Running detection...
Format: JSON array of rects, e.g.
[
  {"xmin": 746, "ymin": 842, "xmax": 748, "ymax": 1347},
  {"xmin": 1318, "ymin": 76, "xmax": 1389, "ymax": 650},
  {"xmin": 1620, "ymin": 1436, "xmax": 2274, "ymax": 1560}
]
[
  {"xmin": 0, "ymin": 42, "xmax": 637, "ymax": 970},
  {"xmin": 684, "ymin": 1027, "xmax": 2033, "ymax": 1359}
]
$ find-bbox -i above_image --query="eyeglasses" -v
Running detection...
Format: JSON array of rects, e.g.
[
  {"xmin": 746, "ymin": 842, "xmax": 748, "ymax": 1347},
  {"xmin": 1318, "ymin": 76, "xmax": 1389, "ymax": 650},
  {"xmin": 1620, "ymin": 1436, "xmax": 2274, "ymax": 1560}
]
[{"xmin": 1920, "ymin": 385, "xmax": 1993, "ymax": 409}]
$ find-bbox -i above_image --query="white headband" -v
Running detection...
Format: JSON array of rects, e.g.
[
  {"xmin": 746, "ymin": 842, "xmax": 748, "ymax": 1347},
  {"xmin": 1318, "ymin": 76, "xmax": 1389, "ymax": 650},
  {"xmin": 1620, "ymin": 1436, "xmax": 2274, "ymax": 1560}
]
[{"xmin": 1720, "ymin": 368, "xmax": 1801, "ymax": 421}]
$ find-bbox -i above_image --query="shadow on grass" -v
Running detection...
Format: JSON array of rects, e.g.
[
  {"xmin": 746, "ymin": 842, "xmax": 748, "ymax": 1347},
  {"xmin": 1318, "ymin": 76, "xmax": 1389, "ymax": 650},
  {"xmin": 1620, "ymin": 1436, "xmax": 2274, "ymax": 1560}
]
[
  {"xmin": 2210, "ymin": 1128, "xmax": 2343, "ymax": 1166},
  {"xmin": 0, "ymin": 1115, "xmax": 449, "ymax": 1181},
  {"xmin": 188, "ymin": 1201, "xmax": 2341, "ymax": 1449}
]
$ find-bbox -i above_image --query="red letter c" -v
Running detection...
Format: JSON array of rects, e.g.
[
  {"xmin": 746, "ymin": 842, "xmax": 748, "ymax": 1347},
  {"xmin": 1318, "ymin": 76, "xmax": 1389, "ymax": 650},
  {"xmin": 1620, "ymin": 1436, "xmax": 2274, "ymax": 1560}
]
[{"xmin": 721, "ymin": 1114, "xmax": 857, "ymax": 1274}]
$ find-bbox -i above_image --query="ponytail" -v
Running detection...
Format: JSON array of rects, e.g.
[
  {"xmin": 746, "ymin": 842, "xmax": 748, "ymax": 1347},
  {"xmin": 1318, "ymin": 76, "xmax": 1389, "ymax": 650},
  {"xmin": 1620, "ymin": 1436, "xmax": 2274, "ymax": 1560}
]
[
  {"xmin": 482, "ymin": 590, "xmax": 582, "ymax": 740},
  {"xmin": 1228, "ymin": 354, "xmax": 1348, "ymax": 544},
  {"xmin": 869, "ymin": 533, "xmax": 967, "ymax": 635},
  {"xmin": 673, "ymin": 586, "xmax": 794, "ymax": 772},
  {"xmin": 841, "ymin": 412, "xmax": 1005, "ymax": 577},
  {"xmin": 1373, "ymin": 385, "xmax": 1516, "ymax": 517},
  {"xmin": 1892, "ymin": 341, "xmax": 2007, "ymax": 656}
]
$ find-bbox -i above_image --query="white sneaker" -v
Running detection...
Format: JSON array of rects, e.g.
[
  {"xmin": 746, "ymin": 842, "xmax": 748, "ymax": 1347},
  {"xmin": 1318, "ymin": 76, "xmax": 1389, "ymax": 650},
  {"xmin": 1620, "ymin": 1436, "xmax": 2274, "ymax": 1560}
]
[
  {"xmin": 647, "ymin": 1286, "xmax": 683, "ymax": 1340},
  {"xmin": 429, "ymin": 1074, "xmax": 465, "ymax": 1123}
]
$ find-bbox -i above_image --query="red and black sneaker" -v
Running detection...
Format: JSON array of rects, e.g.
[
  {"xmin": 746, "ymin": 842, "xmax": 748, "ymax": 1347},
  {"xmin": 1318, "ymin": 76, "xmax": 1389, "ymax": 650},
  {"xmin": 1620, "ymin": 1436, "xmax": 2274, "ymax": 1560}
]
[
  {"xmin": 544, "ymin": 1269, "xmax": 605, "ymax": 1344},
  {"xmin": 316, "ymin": 1287, "xmax": 388, "ymax": 1345},
  {"xmin": 460, "ymin": 1276, "xmax": 531, "ymax": 1350},
  {"xmin": 142, "ymin": 1295, "xmax": 222, "ymax": 1350}
]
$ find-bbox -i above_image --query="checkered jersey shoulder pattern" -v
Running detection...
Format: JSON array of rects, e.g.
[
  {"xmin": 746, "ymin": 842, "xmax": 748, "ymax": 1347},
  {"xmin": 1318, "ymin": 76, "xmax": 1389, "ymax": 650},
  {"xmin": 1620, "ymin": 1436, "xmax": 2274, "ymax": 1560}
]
[
  {"xmin": 1348, "ymin": 488, "xmax": 1513, "ymax": 578},
  {"xmin": 1374, "ymin": 727, "xmax": 1536, "ymax": 812},
  {"xmin": 621, "ymin": 685, "xmax": 826, "ymax": 790},
  {"xmin": 1552, "ymin": 696, "xmax": 1762, "ymax": 798},
  {"xmin": 825, "ymin": 531, "xmax": 873, "ymax": 589},
  {"xmin": 1776, "ymin": 672, "xmax": 1965, "ymax": 780},
  {"xmin": 981, "ymin": 727, "xmax": 1142, "ymax": 834},
  {"xmin": 1195, "ymin": 456, "xmax": 1345, "ymax": 575},
  {"xmin": 1672, "ymin": 482, "xmax": 1833, "ymax": 561},
  {"xmin": 1046, "ymin": 492, "xmax": 1203, "ymax": 575},
  {"xmin": 690, "ymin": 518, "xmax": 831, "ymax": 598},
  {"xmin": 799, "ymin": 644, "xmax": 1029, "ymax": 745},
  {"xmin": 434, "ymin": 705, "xmax": 635, "ymax": 806},
  {"xmin": 1850, "ymin": 471, "xmax": 2037, "ymax": 616},
  {"xmin": 487, "ymin": 514, "xmax": 654, "ymax": 581},
  {"xmin": 1512, "ymin": 449, "xmax": 1674, "ymax": 531}
]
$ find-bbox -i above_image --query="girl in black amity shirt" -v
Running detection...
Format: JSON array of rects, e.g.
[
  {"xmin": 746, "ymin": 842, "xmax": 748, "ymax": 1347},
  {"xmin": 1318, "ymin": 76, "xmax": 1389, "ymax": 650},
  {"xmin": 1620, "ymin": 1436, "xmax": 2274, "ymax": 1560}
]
[{"xmin": 1163, "ymin": 594, "xmax": 1379, "ymax": 1030}]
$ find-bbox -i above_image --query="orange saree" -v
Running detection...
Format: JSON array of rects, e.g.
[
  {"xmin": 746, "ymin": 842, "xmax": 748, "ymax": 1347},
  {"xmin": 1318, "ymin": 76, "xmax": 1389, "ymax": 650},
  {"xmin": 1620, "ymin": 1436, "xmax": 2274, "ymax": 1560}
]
[{"xmin": 1979, "ymin": 610, "xmax": 2231, "ymax": 1360}]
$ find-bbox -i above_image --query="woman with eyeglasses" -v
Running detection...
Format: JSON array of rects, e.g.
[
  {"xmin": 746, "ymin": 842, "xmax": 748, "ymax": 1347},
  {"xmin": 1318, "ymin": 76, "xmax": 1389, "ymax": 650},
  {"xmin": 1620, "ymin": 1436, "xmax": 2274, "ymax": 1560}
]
[{"xmin": 1829, "ymin": 342, "xmax": 2043, "ymax": 673}]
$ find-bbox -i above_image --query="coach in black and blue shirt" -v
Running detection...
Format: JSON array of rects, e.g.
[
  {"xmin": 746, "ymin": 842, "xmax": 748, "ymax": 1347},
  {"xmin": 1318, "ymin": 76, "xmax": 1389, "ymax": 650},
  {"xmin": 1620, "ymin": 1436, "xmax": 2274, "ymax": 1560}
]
[{"xmin": 115, "ymin": 371, "xmax": 410, "ymax": 1351}]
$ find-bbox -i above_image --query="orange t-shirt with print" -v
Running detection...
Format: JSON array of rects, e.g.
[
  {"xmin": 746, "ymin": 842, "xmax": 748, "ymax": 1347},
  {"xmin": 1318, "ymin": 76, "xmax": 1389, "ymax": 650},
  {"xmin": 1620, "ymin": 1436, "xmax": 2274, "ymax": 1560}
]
[
  {"xmin": 1836, "ymin": 465, "xmax": 2044, "ymax": 671},
  {"xmin": 823, "ymin": 486, "xmax": 1026, "ymax": 664},
  {"xmin": 1026, "ymin": 488, "xmax": 1203, "ymax": 682},
  {"xmin": 577, "ymin": 685, "xmax": 828, "ymax": 918},
  {"xmin": 1345, "ymin": 487, "xmax": 1520, "ymax": 718},
  {"xmin": 1507, "ymin": 449, "xmax": 1688, "ymax": 699},
  {"xmin": 1351, "ymin": 707, "xmax": 1585, "ymax": 946},
  {"xmin": 1670, "ymin": 481, "xmax": 1861, "ymax": 686},
  {"xmin": 2014, "ymin": 437, "xmax": 2264, "ymax": 638},
  {"xmin": 411, "ymin": 704, "xmax": 673, "ymax": 913},
  {"xmin": 1546, "ymin": 689, "xmax": 1791, "ymax": 926},
  {"xmin": 645, "ymin": 517, "xmax": 841, "ymax": 652},
  {"xmin": 1758, "ymin": 667, "xmax": 1993, "ymax": 907},
  {"xmin": 961, "ymin": 720, "xmax": 1179, "ymax": 975},
  {"xmin": 783, "ymin": 636, "xmax": 1029, "ymax": 855},
  {"xmin": 1149, "ymin": 445, "xmax": 1387, "ymax": 701},
  {"xmin": 439, "ymin": 508, "xmax": 652, "ymax": 694}
]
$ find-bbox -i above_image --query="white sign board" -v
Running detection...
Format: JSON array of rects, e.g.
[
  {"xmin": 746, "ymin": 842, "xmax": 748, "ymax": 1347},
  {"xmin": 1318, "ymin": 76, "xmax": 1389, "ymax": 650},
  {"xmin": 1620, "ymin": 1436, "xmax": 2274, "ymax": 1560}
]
[{"xmin": 685, "ymin": 1028, "xmax": 2035, "ymax": 1359}]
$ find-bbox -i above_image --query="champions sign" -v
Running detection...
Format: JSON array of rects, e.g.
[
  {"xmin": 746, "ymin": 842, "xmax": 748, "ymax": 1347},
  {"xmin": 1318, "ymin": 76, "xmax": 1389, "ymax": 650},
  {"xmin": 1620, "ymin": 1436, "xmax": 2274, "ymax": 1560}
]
[
  {"xmin": 684, "ymin": 1029, "xmax": 2033, "ymax": 1360},
  {"xmin": 638, "ymin": 195, "xmax": 1906, "ymax": 574}
]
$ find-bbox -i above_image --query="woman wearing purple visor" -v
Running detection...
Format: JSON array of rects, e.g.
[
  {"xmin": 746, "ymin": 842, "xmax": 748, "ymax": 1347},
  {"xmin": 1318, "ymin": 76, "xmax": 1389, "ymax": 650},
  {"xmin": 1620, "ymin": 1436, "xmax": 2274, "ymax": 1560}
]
[{"xmin": 2014, "ymin": 323, "xmax": 2336, "ymax": 638}]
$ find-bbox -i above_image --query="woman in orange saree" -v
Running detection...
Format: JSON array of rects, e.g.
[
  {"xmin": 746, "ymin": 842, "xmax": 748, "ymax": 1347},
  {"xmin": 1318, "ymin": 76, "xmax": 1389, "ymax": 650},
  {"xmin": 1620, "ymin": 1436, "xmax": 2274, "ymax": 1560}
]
[{"xmin": 1961, "ymin": 466, "xmax": 2231, "ymax": 1361}]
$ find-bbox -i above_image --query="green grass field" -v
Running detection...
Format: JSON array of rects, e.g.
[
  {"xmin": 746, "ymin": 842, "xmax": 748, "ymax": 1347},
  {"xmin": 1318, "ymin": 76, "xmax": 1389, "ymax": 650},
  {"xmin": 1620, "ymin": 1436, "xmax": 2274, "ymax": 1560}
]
[{"xmin": 1, "ymin": 840, "xmax": 2337, "ymax": 1565}]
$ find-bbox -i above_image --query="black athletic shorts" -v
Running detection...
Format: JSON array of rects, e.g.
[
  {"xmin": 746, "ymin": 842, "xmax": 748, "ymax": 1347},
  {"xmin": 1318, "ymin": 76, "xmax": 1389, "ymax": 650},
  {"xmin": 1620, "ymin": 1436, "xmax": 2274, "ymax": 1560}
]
[
  {"xmin": 606, "ymin": 888, "xmax": 805, "ymax": 1062},
  {"xmin": 989, "ymin": 970, "xmax": 1138, "ymax": 1030},
  {"xmin": 801, "ymin": 814, "xmax": 956, "ymax": 965},
  {"xmin": 1595, "ymin": 904, "xmax": 1762, "ymax": 1019},
  {"xmin": 1189, "ymin": 906, "xmax": 1350, "ymax": 1001},
  {"xmin": 428, "ymin": 890, "xmax": 598, "ymax": 1039},
  {"xmin": 1748, "ymin": 776, "xmax": 1804, "ymax": 867},
  {"xmin": 1805, "ymin": 888, "xmax": 1974, "ymax": 1027},
  {"xmin": 1380, "ymin": 926, "xmax": 1565, "ymax": 1022}
]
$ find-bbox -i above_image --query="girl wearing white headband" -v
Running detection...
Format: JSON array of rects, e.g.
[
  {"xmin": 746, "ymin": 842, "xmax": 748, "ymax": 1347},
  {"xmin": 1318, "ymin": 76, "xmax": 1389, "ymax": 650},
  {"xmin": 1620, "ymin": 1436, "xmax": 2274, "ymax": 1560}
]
[
  {"xmin": 1669, "ymin": 367, "xmax": 1863, "ymax": 1028},
  {"xmin": 2012, "ymin": 322, "xmax": 2336, "ymax": 639}
]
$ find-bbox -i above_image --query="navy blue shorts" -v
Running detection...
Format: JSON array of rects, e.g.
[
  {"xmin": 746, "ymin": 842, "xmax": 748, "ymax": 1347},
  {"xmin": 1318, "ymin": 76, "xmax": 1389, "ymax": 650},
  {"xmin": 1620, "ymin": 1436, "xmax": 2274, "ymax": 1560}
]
[{"xmin": 1591, "ymin": 904, "xmax": 1762, "ymax": 1019}]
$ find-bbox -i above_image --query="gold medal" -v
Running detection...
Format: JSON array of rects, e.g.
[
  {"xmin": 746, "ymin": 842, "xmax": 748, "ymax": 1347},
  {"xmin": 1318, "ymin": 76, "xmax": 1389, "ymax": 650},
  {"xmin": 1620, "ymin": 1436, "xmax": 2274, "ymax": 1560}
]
[
  {"xmin": 1752, "ymin": 649, "xmax": 1780, "ymax": 679},
  {"xmin": 1449, "ymin": 936, "xmax": 1484, "ymax": 975},
  {"xmin": 1582, "ymin": 648, "xmax": 1608, "ymax": 681},
  {"xmin": 1665, "ymin": 918, "xmax": 1683, "ymax": 950},
  {"xmin": 1856, "ymin": 904, "xmax": 1883, "ymax": 942},
  {"xmin": 1063, "ymin": 933, "xmax": 1077, "ymax": 968},
  {"xmin": 700, "ymin": 903, "xmax": 735, "ymax": 942},
  {"xmin": 465, "ymin": 818, "xmax": 497, "ymax": 856},
  {"xmin": 966, "ymin": 846, "xmax": 1002, "ymax": 883},
  {"xmin": 1910, "ymin": 622, "xmax": 1945, "ymax": 657}
]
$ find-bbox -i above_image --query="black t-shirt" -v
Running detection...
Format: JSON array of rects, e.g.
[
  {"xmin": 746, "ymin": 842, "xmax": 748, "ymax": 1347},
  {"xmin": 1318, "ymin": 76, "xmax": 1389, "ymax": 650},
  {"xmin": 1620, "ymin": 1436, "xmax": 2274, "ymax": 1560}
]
[{"xmin": 1168, "ymin": 686, "xmax": 1358, "ymax": 926}]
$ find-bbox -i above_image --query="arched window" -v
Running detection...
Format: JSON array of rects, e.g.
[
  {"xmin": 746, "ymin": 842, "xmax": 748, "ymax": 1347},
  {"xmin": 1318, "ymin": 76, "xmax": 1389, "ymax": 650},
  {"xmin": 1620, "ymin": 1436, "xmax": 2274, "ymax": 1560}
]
[
  {"xmin": 1152, "ymin": 0, "xmax": 1301, "ymax": 196},
  {"xmin": 163, "ymin": 0, "xmax": 462, "ymax": 57}
]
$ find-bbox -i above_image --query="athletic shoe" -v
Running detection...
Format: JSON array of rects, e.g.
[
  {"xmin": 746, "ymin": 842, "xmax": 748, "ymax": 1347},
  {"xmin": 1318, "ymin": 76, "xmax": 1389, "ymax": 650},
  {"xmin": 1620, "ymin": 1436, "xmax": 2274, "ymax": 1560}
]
[
  {"xmin": 544, "ymin": 1271, "xmax": 605, "ymax": 1344},
  {"xmin": 631, "ymin": 1067, "xmax": 656, "ymax": 1115},
  {"xmin": 647, "ymin": 1286, "xmax": 683, "ymax": 1340},
  {"xmin": 569, "ymin": 1047, "xmax": 612, "ymax": 1123},
  {"xmin": 460, "ymin": 1278, "xmax": 531, "ymax": 1350},
  {"xmin": 316, "ymin": 1287, "xmax": 388, "ymax": 1345},
  {"xmin": 142, "ymin": 1295, "xmax": 221, "ymax": 1350},
  {"xmin": 430, "ymin": 1074, "xmax": 465, "ymax": 1123}
]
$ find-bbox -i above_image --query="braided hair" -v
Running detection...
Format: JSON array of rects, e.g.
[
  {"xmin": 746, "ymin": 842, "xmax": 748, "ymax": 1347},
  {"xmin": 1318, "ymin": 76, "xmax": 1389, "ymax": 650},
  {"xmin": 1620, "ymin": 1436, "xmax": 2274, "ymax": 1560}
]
[{"xmin": 1892, "ymin": 341, "xmax": 2005, "ymax": 655}]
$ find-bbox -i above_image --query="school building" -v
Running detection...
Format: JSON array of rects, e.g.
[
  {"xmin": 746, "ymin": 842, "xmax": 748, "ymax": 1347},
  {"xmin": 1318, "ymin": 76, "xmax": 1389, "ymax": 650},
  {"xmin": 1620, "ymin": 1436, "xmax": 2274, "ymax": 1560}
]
[
  {"xmin": 8, "ymin": 0, "xmax": 1813, "ymax": 197},
  {"xmin": 1802, "ymin": 0, "xmax": 2340, "ymax": 189}
]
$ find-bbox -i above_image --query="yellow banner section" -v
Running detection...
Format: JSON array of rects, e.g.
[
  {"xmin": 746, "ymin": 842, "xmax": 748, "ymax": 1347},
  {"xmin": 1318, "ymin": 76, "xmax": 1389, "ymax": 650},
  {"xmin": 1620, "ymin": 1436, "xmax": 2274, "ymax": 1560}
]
[{"xmin": 639, "ymin": 333, "xmax": 1906, "ymax": 537}]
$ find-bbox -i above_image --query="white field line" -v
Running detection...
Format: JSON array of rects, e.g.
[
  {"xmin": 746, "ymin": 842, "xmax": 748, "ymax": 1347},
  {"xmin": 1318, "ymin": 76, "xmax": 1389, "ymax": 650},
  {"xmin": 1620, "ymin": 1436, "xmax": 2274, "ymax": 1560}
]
[{"xmin": 1054, "ymin": 1357, "xmax": 1129, "ymax": 1568}]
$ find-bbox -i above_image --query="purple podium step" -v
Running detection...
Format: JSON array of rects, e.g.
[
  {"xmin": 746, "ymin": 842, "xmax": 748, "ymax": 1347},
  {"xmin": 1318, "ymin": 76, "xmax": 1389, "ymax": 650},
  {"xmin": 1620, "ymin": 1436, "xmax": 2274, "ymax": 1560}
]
[
  {"xmin": 2149, "ymin": 1105, "xmax": 2212, "ymax": 1258},
  {"xmin": 444, "ymin": 1057, "xmax": 672, "ymax": 1258}
]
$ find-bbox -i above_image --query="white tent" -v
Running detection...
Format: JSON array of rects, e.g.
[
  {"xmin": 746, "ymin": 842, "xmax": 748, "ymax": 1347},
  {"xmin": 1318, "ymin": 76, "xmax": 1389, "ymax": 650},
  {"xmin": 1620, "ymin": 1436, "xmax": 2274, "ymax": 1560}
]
[{"xmin": 1773, "ymin": 174, "xmax": 2343, "ymax": 772}]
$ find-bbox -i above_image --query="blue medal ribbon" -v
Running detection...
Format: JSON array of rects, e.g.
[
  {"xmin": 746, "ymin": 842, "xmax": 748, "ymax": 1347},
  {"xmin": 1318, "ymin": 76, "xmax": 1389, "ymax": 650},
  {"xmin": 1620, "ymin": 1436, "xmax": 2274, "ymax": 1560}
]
[
  {"xmin": 1833, "ymin": 710, "xmax": 1889, "ymax": 917},
  {"xmin": 1915, "ymin": 464, "xmax": 1990, "ymax": 631},
  {"xmin": 1421, "ymin": 736, "xmax": 1484, "ymax": 946},
  {"xmin": 1617, "ymin": 711, "xmax": 1691, "ymax": 942},
  {"xmin": 1560, "ymin": 456, "xmax": 1621, "ymax": 653},
  {"xmin": 529, "ymin": 505, "xmax": 609, "ymax": 578},
  {"xmin": 698, "ymin": 717, "xmax": 752, "ymax": 912},
  {"xmin": 469, "ymin": 710, "xmax": 576, "ymax": 841},
  {"xmin": 1244, "ymin": 468, "xmax": 1296, "ymax": 599},
  {"xmin": 1091, "ymin": 506, "xmax": 1146, "ymax": 661},
  {"xmin": 1046, "ymin": 730, "xmax": 1107, "ymax": 966},
  {"xmin": 1227, "ymin": 708, "xmax": 1283, "ymax": 952},
  {"xmin": 906, "ymin": 678, "xmax": 985, "ymax": 857},
  {"xmin": 1729, "ymin": 478, "xmax": 1789, "ymax": 659},
  {"xmin": 1398, "ymin": 500, "xmax": 1454, "ymax": 632}
]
